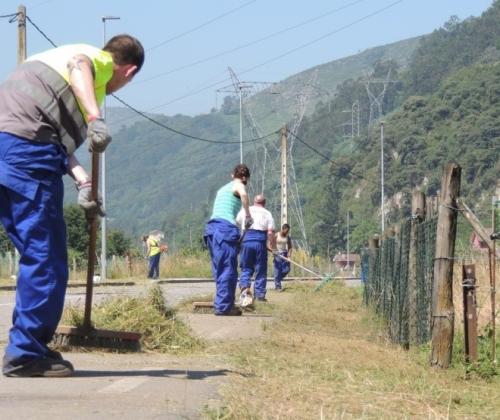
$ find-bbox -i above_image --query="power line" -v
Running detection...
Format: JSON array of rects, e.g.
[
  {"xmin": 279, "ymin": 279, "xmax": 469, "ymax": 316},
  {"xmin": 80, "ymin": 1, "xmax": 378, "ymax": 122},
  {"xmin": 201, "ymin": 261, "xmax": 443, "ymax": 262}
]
[
  {"xmin": 24, "ymin": 14, "xmax": 280, "ymax": 145},
  {"xmin": 133, "ymin": 0, "xmax": 368, "ymax": 85},
  {"xmin": 286, "ymin": 129, "xmax": 369, "ymax": 182},
  {"xmin": 129, "ymin": 0, "xmax": 406, "ymax": 112},
  {"xmin": 0, "ymin": 12, "xmax": 19, "ymax": 21},
  {"xmin": 146, "ymin": 0, "xmax": 256, "ymax": 52},
  {"xmin": 26, "ymin": 15, "xmax": 57, "ymax": 47},
  {"xmin": 112, "ymin": 94, "xmax": 279, "ymax": 144}
]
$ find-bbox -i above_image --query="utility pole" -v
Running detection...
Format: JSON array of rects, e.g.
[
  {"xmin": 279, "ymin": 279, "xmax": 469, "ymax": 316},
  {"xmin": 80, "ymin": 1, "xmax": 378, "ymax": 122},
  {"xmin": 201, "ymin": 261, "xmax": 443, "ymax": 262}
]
[
  {"xmin": 238, "ymin": 85, "xmax": 243, "ymax": 163},
  {"xmin": 17, "ymin": 5, "xmax": 27, "ymax": 64},
  {"xmin": 100, "ymin": 15, "xmax": 120, "ymax": 282},
  {"xmin": 380, "ymin": 121, "xmax": 385, "ymax": 233},
  {"xmin": 280, "ymin": 125, "xmax": 288, "ymax": 227},
  {"xmin": 347, "ymin": 211, "xmax": 350, "ymax": 271},
  {"xmin": 14, "ymin": 4, "xmax": 27, "ymax": 276},
  {"xmin": 352, "ymin": 100, "xmax": 360, "ymax": 137}
]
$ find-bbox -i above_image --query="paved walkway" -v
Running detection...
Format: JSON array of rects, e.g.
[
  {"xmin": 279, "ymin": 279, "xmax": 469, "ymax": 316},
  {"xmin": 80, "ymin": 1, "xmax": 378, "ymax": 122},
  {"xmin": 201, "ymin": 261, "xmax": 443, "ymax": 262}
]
[
  {"xmin": 0, "ymin": 352, "xmax": 231, "ymax": 419},
  {"xmin": 0, "ymin": 280, "xmax": 273, "ymax": 419}
]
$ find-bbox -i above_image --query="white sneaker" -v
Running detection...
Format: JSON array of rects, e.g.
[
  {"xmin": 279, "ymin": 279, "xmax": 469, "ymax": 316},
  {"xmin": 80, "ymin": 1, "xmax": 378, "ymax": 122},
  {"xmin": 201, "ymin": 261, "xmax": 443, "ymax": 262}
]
[{"xmin": 239, "ymin": 288, "xmax": 254, "ymax": 308}]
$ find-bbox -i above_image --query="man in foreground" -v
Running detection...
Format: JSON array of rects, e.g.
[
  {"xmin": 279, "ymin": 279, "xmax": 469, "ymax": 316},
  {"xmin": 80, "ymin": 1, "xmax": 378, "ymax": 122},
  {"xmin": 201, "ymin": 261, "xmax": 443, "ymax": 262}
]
[
  {"xmin": 237, "ymin": 194, "xmax": 276, "ymax": 302},
  {"xmin": 0, "ymin": 35, "xmax": 144, "ymax": 377},
  {"xmin": 204, "ymin": 164, "xmax": 253, "ymax": 315}
]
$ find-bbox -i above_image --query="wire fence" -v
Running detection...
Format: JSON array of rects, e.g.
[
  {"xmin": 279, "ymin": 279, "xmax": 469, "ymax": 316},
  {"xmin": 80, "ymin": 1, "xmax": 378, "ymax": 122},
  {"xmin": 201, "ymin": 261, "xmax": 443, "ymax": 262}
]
[{"xmin": 364, "ymin": 216, "xmax": 438, "ymax": 346}]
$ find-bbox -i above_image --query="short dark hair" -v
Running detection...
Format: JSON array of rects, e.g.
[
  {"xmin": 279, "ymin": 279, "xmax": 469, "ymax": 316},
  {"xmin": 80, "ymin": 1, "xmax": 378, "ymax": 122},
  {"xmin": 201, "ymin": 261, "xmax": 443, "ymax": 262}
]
[
  {"xmin": 232, "ymin": 163, "xmax": 250, "ymax": 179},
  {"xmin": 282, "ymin": 223, "xmax": 290, "ymax": 230},
  {"xmin": 103, "ymin": 34, "xmax": 145, "ymax": 74}
]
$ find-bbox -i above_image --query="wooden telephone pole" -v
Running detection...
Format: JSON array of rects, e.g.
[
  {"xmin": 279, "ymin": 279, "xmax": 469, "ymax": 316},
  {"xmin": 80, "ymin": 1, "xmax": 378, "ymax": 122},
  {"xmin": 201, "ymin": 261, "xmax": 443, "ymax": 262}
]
[
  {"xmin": 280, "ymin": 125, "xmax": 288, "ymax": 227},
  {"xmin": 17, "ymin": 5, "xmax": 27, "ymax": 64}
]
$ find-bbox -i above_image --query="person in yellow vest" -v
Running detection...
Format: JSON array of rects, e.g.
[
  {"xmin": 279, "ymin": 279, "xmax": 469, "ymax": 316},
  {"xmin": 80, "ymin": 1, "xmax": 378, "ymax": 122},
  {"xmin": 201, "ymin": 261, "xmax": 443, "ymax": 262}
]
[
  {"xmin": 0, "ymin": 35, "xmax": 144, "ymax": 377},
  {"xmin": 146, "ymin": 231, "xmax": 166, "ymax": 279}
]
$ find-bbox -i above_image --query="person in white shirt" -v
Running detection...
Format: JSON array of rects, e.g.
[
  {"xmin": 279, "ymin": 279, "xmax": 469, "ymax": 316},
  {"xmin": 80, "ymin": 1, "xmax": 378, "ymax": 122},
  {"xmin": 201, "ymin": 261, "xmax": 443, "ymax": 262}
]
[{"xmin": 236, "ymin": 194, "xmax": 276, "ymax": 301}]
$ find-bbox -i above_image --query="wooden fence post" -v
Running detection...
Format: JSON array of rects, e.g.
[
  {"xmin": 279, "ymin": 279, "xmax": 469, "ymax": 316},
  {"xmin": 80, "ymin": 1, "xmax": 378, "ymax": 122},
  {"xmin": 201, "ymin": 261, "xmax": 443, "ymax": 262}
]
[
  {"xmin": 425, "ymin": 195, "xmax": 433, "ymax": 219},
  {"xmin": 462, "ymin": 264, "xmax": 478, "ymax": 363},
  {"xmin": 368, "ymin": 235, "xmax": 380, "ymax": 307},
  {"xmin": 72, "ymin": 256, "xmax": 77, "ymax": 281},
  {"xmin": 409, "ymin": 191, "xmax": 426, "ymax": 345},
  {"xmin": 430, "ymin": 163, "xmax": 461, "ymax": 368}
]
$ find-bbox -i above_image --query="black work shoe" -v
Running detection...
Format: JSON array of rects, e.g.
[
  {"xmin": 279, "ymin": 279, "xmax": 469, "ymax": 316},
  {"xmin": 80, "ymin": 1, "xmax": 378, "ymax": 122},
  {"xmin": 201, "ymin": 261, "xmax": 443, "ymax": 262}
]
[
  {"xmin": 214, "ymin": 307, "xmax": 242, "ymax": 316},
  {"xmin": 3, "ymin": 357, "xmax": 74, "ymax": 377},
  {"xmin": 46, "ymin": 349, "xmax": 63, "ymax": 360},
  {"xmin": 256, "ymin": 296, "xmax": 267, "ymax": 302}
]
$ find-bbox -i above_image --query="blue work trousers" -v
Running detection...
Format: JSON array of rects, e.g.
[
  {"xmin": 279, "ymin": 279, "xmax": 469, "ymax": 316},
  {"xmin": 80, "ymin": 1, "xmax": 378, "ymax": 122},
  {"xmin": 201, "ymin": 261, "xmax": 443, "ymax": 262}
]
[
  {"xmin": 239, "ymin": 230, "xmax": 268, "ymax": 298},
  {"xmin": 273, "ymin": 251, "xmax": 290, "ymax": 289},
  {"xmin": 148, "ymin": 254, "xmax": 160, "ymax": 279},
  {"xmin": 204, "ymin": 218, "xmax": 240, "ymax": 314},
  {"xmin": 0, "ymin": 133, "xmax": 68, "ymax": 365}
]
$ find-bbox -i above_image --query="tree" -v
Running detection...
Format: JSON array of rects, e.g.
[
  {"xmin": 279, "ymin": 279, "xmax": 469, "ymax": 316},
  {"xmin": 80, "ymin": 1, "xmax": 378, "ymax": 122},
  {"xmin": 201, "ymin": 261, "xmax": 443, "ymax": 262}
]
[
  {"xmin": 107, "ymin": 229, "xmax": 132, "ymax": 257},
  {"xmin": 64, "ymin": 204, "xmax": 89, "ymax": 256},
  {"xmin": 0, "ymin": 225, "xmax": 14, "ymax": 253}
]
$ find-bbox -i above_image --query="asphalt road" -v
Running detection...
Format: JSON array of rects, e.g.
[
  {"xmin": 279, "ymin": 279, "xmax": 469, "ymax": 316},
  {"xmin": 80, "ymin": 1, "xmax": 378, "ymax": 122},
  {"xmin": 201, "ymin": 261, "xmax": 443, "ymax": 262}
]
[{"xmin": 0, "ymin": 281, "xmax": 224, "ymax": 420}]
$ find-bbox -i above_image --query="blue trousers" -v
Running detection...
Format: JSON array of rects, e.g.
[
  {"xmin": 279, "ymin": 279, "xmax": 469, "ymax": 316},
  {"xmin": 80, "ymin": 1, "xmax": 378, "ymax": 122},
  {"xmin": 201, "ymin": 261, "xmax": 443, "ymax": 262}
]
[
  {"xmin": 148, "ymin": 254, "xmax": 160, "ymax": 279},
  {"xmin": 239, "ymin": 230, "xmax": 268, "ymax": 298},
  {"xmin": 273, "ymin": 251, "xmax": 290, "ymax": 289},
  {"xmin": 0, "ymin": 133, "xmax": 68, "ymax": 365},
  {"xmin": 204, "ymin": 219, "xmax": 240, "ymax": 314}
]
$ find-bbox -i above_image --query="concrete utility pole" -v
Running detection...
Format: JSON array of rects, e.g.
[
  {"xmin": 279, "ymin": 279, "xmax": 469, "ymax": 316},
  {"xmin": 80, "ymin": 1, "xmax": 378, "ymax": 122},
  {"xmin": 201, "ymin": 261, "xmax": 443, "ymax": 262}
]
[
  {"xmin": 17, "ymin": 5, "xmax": 27, "ymax": 64},
  {"xmin": 238, "ymin": 85, "xmax": 243, "ymax": 163},
  {"xmin": 100, "ymin": 15, "xmax": 120, "ymax": 282},
  {"xmin": 14, "ymin": 4, "xmax": 27, "ymax": 276},
  {"xmin": 380, "ymin": 121, "xmax": 385, "ymax": 233},
  {"xmin": 280, "ymin": 125, "xmax": 288, "ymax": 227},
  {"xmin": 347, "ymin": 211, "xmax": 350, "ymax": 271}
]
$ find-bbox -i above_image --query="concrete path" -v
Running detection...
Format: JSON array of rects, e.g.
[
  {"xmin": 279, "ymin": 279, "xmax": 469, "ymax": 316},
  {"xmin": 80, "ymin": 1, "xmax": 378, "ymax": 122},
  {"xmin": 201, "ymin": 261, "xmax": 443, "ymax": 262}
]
[
  {"xmin": 0, "ymin": 280, "xmax": 274, "ymax": 419},
  {"xmin": 0, "ymin": 352, "xmax": 231, "ymax": 419}
]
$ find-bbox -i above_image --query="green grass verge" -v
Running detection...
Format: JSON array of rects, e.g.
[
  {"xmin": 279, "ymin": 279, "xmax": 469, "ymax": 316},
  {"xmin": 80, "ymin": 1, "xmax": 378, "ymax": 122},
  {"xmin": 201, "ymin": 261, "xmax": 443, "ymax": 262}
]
[{"xmin": 207, "ymin": 282, "xmax": 500, "ymax": 419}]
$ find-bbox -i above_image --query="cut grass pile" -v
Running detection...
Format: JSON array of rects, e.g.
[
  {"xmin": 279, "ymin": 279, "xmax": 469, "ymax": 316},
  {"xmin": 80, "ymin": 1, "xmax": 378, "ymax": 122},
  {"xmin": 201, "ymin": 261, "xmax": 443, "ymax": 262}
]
[
  {"xmin": 210, "ymin": 282, "xmax": 500, "ymax": 419},
  {"xmin": 62, "ymin": 284, "xmax": 204, "ymax": 354}
]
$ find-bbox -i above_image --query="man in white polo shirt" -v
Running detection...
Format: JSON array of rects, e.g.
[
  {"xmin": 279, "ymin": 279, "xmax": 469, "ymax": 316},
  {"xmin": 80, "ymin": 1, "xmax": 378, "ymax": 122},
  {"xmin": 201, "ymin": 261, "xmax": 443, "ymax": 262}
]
[{"xmin": 236, "ymin": 194, "xmax": 276, "ymax": 301}]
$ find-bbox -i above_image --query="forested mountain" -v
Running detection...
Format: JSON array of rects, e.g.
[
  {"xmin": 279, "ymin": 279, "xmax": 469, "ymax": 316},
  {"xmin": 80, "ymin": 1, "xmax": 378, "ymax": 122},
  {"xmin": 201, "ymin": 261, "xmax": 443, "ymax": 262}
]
[
  {"xmin": 2, "ymin": 2, "xmax": 497, "ymax": 257},
  {"xmin": 75, "ymin": 2, "xmax": 499, "ymax": 252},
  {"xmin": 299, "ymin": 1, "xmax": 500, "ymax": 253}
]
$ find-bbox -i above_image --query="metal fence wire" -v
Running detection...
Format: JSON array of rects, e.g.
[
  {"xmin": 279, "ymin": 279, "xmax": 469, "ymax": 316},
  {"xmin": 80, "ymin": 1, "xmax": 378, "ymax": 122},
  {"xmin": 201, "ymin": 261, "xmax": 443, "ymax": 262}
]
[{"xmin": 364, "ymin": 216, "xmax": 438, "ymax": 346}]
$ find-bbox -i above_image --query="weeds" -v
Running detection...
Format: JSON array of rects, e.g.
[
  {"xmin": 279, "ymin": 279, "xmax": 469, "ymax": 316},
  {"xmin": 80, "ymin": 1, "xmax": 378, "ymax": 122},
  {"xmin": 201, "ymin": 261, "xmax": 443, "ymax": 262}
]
[
  {"xmin": 62, "ymin": 284, "xmax": 204, "ymax": 354},
  {"xmin": 214, "ymin": 282, "xmax": 500, "ymax": 419}
]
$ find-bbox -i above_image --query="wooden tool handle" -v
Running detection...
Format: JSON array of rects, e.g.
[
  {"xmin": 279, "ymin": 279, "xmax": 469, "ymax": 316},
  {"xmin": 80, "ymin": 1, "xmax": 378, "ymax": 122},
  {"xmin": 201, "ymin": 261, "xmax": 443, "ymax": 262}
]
[{"xmin": 83, "ymin": 152, "xmax": 99, "ymax": 331}]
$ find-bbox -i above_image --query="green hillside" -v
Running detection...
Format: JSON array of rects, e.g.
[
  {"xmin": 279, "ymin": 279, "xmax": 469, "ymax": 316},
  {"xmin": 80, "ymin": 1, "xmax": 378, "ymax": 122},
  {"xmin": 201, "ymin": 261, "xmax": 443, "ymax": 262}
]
[
  {"xmin": 4, "ymin": 2, "xmax": 497, "ymax": 257},
  {"xmin": 297, "ymin": 1, "xmax": 500, "ymax": 253},
  {"xmin": 246, "ymin": 36, "xmax": 421, "ymax": 133}
]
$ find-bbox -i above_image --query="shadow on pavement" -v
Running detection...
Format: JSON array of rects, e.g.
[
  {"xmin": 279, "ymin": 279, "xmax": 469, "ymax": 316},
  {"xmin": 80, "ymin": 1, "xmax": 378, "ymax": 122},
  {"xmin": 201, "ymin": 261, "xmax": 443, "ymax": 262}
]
[{"xmin": 74, "ymin": 368, "xmax": 236, "ymax": 379}]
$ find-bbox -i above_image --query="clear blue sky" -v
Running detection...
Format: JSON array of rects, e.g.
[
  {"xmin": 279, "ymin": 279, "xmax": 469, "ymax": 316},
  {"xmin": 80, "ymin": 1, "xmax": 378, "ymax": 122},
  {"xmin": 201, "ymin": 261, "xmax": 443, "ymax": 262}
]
[{"xmin": 0, "ymin": 0, "xmax": 494, "ymax": 116}]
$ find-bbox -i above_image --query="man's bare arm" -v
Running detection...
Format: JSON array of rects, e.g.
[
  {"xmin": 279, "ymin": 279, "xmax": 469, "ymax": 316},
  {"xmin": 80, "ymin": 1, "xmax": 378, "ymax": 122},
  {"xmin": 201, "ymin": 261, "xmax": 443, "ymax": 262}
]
[
  {"xmin": 67, "ymin": 154, "xmax": 89, "ymax": 185},
  {"xmin": 268, "ymin": 230, "xmax": 276, "ymax": 249},
  {"xmin": 67, "ymin": 54, "xmax": 101, "ymax": 120}
]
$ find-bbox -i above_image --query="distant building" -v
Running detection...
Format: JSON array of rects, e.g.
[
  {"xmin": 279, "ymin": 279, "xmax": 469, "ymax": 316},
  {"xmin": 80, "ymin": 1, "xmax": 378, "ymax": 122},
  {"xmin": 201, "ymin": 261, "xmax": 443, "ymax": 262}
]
[{"xmin": 333, "ymin": 252, "xmax": 360, "ymax": 271}]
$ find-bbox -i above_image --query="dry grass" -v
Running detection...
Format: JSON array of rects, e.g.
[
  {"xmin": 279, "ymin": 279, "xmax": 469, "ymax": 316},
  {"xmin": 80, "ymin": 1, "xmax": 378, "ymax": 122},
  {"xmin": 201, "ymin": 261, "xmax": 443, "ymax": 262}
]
[
  {"xmin": 61, "ymin": 284, "xmax": 204, "ymax": 354},
  {"xmin": 207, "ymin": 282, "xmax": 500, "ymax": 419}
]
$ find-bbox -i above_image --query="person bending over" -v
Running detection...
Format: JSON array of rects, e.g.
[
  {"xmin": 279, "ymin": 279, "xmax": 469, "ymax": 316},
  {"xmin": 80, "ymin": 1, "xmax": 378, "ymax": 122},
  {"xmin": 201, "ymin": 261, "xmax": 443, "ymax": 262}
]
[{"xmin": 0, "ymin": 35, "xmax": 144, "ymax": 377}]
